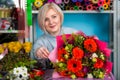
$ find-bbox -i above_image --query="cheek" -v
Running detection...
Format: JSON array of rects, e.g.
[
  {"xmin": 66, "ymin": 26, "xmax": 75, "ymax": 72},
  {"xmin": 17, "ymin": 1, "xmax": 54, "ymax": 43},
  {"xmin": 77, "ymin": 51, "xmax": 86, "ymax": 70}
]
[
  {"xmin": 56, "ymin": 17, "xmax": 61, "ymax": 24},
  {"xmin": 44, "ymin": 22, "xmax": 48, "ymax": 27}
]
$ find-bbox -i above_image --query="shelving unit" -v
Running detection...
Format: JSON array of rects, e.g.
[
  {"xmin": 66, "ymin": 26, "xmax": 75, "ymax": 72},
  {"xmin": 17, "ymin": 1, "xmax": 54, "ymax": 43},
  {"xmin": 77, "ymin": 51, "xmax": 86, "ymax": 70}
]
[
  {"xmin": 30, "ymin": 0, "xmax": 119, "ymax": 79},
  {"xmin": 32, "ymin": 10, "xmax": 114, "ymax": 14},
  {"xmin": 0, "ymin": 0, "xmax": 26, "ymax": 42}
]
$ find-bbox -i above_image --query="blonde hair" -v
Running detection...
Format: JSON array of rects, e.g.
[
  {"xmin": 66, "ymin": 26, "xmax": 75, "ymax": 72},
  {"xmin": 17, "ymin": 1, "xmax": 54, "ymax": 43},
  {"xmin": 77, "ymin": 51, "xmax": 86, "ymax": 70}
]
[{"xmin": 38, "ymin": 2, "xmax": 63, "ymax": 31}]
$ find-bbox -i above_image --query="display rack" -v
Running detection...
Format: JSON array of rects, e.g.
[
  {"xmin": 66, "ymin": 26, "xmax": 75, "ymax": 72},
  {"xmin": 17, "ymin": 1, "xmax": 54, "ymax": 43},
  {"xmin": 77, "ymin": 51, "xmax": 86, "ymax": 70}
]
[{"xmin": 0, "ymin": 0, "xmax": 26, "ymax": 43}]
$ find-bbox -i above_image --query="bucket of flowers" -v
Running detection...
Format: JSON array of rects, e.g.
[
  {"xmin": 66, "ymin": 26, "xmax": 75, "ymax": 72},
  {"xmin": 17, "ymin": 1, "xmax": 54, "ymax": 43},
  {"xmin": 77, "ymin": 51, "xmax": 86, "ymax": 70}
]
[
  {"xmin": 0, "ymin": 41, "xmax": 44, "ymax": 80},
  {"xmin": 49, "ymin": 31, "xmax": 114, "ymax": 80}
]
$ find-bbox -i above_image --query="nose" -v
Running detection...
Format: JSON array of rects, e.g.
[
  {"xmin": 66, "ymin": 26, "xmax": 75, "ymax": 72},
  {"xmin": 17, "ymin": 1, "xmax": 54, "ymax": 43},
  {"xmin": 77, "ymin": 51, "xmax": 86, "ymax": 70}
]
[{"xmin": 49, "ymin": 18, "xmax": 53, "ymax": 25}]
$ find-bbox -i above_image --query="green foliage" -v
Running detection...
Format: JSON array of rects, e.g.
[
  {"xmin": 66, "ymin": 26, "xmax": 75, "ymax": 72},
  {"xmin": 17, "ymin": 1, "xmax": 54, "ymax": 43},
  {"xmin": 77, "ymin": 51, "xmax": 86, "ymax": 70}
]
[{"xmin": 0, "ymin": 51, "xmax": 37, "ymax": 71}]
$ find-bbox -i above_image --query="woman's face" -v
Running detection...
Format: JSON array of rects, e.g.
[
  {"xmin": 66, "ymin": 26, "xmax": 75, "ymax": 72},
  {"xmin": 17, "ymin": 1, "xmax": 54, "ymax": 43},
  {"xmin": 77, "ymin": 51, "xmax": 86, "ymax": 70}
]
[{"xmin": 44, "ymin": 8, "xmax": 61, "ymax": 36}]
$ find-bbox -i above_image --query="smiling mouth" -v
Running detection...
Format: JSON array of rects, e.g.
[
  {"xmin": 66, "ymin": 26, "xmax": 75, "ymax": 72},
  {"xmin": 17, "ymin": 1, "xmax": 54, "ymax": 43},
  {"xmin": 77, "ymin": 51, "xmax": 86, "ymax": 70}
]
[{"xmin": 50, "ymin": 25, "xmax": 55, "ymax": 28}]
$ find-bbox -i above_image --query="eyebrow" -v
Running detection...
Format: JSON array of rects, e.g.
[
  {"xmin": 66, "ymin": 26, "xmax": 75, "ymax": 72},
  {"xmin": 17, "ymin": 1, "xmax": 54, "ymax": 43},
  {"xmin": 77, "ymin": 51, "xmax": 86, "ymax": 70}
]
[{"xmin": 46, "ymin": 13, "xmax": 58, "ymax": 18}]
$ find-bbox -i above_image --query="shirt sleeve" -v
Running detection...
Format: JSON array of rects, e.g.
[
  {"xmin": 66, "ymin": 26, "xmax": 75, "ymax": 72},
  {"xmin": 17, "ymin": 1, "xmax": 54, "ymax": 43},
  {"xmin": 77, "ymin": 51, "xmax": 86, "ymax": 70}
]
[{"xmin": 31, "ymin": 37, "xmax": 44, "ymax": 60}]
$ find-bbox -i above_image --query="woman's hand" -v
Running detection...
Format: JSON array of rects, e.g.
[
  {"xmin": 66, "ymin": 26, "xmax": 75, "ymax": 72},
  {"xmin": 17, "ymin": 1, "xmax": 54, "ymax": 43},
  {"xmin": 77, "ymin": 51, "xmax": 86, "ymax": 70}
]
[{"xmin": 36, "ymin": 47, "xmax": 49, "ymax": 58}]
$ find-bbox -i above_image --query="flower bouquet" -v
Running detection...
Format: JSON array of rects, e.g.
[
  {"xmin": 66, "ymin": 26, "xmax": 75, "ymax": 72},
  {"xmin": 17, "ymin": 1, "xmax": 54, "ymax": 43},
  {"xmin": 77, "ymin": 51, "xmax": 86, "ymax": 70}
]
[
  {"xmin": 49, "ymin": 31, "xmax": 113, "ymax": 79},
  {"xmin": 0, "ymin": 41, "xmax": 44, "ymax": 80}
]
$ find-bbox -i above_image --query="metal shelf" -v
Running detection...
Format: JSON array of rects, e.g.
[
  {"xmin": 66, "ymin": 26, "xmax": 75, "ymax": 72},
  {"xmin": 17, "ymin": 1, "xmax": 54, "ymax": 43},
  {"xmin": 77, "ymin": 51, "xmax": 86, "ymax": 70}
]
[
  {"xmin": 32, "ymin": 10, "xmax": 114, "ymax": 14},
  {"xmin": 0, "ymin": 30, "xmax": 25, "ymax": 33}
]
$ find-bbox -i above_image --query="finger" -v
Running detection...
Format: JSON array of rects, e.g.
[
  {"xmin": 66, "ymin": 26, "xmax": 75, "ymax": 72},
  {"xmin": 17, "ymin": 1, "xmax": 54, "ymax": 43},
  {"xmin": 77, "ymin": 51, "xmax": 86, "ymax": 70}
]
[
  {"xmin": 41, "ymin": 47, "xmax": 49, "ymax": 56},
  {"xmin": 42, "ymin": 53, "xmax": 48, "ymax": 58},
  {"xmin": 43, "ymin": 47, "xmax": 49, "ymax": 55},
  {"xmin": 36, "ymin": 48, "xmax": 43, "ymax": 58},
  {"xmin": 36, "ymin": 47, "xmax": 49, "ymax": 58},
  {"xmin": 41, "ymin": 49, "xmax": 49, "ymax": 58},
  {"xmin": 36, "ymin": 50, "xmax": 42, "ymax": 58}
]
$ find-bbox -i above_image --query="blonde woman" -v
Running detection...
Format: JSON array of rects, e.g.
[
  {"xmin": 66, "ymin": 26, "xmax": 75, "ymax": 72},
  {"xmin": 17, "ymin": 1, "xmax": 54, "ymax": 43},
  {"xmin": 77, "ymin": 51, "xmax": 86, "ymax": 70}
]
[{"xmin": 32, "ymin": 2, "xmax": 77, "ymax": 69}]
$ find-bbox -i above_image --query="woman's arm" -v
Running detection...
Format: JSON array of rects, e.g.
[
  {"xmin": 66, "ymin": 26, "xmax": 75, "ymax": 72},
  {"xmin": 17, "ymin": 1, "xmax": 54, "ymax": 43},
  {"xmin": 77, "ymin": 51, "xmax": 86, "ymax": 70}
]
[{"xmin": 31, "ymin": 37, "xmax": 49, "ymax": 60}]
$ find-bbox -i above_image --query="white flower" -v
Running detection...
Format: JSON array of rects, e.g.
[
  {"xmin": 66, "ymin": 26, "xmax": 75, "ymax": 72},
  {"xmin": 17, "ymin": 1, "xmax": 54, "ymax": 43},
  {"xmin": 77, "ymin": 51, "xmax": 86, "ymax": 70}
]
[
  {"xmin": 13, "ymin": 66, "xmax": 29, "ymax": 80},
  {"xmin": 87, "ymin": 73, "xmax": 93, "ymax": 78},
  {"xmin": 13, "ymin": 67, "xmax": 22, "ymax": 76},
  {"xmin": 21, "ymin": 66, "xmax": 27, "ymax": 72},
  {"xmin": 90, "ymin": 53, "xmax": 98, "ymax": 59}
]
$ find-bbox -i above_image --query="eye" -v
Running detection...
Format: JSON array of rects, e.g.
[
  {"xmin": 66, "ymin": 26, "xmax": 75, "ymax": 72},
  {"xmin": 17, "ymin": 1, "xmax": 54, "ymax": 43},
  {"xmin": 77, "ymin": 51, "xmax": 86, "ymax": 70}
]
[
  {"xmin": 45, "ymin": 18, "xmax": 49, "ymax": 22},
  {"xmin": 52, "ymin": 15, "xmax": 57, "ymax": 18}
]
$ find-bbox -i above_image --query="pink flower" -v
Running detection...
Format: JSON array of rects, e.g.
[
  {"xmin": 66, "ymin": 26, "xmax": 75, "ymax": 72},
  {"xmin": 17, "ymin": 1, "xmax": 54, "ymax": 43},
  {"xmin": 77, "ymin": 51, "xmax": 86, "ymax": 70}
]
[
  {"xmin": 102, "ymin": 48, "xmax": 111, "ymax": 57},
  {"xmin": 95, "ymin": 39, "xmax": 107, "ymax": 51},
  {"xmin": 104, "ymin": 61, "xmax": 112, "ymax": 74}
]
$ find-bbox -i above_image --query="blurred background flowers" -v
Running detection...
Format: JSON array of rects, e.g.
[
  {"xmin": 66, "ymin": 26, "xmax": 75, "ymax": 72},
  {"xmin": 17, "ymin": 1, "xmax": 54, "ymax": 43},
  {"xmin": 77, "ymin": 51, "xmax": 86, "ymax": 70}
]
[{"xmin": 0, "ymin": 41, "xmax": 36, "ymax": 71}]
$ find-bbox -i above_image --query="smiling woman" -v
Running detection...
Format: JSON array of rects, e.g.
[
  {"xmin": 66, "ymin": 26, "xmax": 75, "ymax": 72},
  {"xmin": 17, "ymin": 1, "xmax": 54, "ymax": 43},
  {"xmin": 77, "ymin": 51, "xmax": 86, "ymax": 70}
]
[{"xmin": 32, "ymin": 2, "xmax": 77, "ymax": 69}]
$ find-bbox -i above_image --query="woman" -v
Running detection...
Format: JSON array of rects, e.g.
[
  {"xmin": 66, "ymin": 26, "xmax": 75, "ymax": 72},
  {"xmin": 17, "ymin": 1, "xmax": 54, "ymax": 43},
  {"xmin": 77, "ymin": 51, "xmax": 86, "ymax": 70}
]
[{"xmin": 32, "ymin": 2, "xmax": 77, "ymax": 69}]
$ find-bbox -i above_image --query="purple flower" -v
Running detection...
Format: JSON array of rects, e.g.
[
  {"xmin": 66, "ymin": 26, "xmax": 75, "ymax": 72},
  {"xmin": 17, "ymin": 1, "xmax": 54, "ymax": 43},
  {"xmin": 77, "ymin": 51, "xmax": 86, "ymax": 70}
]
[{"xmin": 82, "ymin": 66, "xmax": 89, "ymax": 74}]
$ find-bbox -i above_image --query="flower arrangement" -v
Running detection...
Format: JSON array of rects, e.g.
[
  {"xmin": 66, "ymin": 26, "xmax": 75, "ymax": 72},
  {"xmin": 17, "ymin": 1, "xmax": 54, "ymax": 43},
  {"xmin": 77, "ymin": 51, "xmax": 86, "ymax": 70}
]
[
  {"xmin": 49, "ymin": 32, "xmax": 113, "ymax": 79},
  {"xmin": 0, "ymin": 41, "xmax": 44, "ymax": 80},
  {"xmin": 0, "ymin": 41, "xmax": 35, "ymax": 71}
]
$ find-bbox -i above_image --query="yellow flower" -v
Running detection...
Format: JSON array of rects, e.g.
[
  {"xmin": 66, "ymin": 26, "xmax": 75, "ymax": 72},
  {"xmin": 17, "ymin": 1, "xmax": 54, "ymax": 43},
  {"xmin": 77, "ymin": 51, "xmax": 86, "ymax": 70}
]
[
  {"xmin": 0, "ymin": 45, "xmax": 4, "ymax": 54},
  {"xmin": 13, "ymin": 46, "xmax": 20, "ymax": 53},
  {"xmin": 15, "ymin": 41, "xmax": 22, "ymax": 49},
  {"xmin": 24, "ymin": 47, "xmax": 31, "ymax": 53},
  {"xmin": 3, "ymin": 43, "xmax": 8, "ymax": 48},
  {"xmin": 23, "ymin": 42, "xmax": 32, "ymax": 53},
  {"xmin": 8, "ymin": 42, "xmax": 15, "ymax": 52},
  {"xmin": 7, "ymin": 41, "xmax": 22, "ymax": 53}
]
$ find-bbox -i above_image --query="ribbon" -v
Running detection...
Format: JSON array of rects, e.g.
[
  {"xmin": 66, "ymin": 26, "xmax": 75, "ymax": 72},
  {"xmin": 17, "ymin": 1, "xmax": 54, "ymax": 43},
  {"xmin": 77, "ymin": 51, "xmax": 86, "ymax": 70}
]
[
  {"xmin": 76, "ymin": 2, "xmax": 81, "ymax": 7},
  {"xmin": 64, "ymin": 0, "xmax": 70, "ymax": 4},
  {"xmin": 71, "ymin": 0, "xmax": 77, "ymax": 3},
  {"xmin": 77, "ymin": 0, "xmax": 83, "ymax": 2},
  {"xmin": 34, "ymin": 0, "xmax": 43, "ymax": 8},
  {"xmin": 103, "ymin": 3, "xmax": 108, "ymax": 10},
  {"xmin": 78, "ymin": 5, "xmax": 83, "ymax": 10},
  {"xmin": 47, "ymin": 0, "xmax": 54, "ymax": 3},
  {"xmin": 86, "ymin": 4, "xmax": 93, "ymax": 11},
  {"xmin": 70, "ymin": 7, "xmax": 74, "ymax": 10},
  {"xmin": 93, "ymin": 6, "xmax": 98, "ymax": 10},
  {"xmin": 98, "ymin": 1, "xmax": 104, "ymax": 6},
  {"xmin": 98, "ymin": 6, "xmax": 104, "ymax": 12},
  {"xmin": 65, "ymin": 6, "xmax": 69, "ymax": 10},
  {"xmin": 55, "ymin": 0, "xmax": 62, "ymax": 4},
  {"xmin": 74, "ymin": 6, "xmax": 79, "ymax": 10},
  {"xmin": 84, "ymin": 1, "xmax": 90, "ymax": 5},
  {"xmin": 91, "ymin": 0, "xmax": 99, "ymax": 4},
  {"xmin": 59, "ymin": 2, "xmax": 65, "ymax": 9},
  {"xmin": 104, "ymin": 0, "xmax": 110, "ymax": 5}
]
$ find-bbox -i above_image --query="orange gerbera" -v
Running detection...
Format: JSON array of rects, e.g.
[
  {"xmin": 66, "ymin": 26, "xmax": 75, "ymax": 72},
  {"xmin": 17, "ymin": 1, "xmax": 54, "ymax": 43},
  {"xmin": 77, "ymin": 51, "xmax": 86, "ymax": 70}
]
[
  {"xmin": 84, "ymin": 38, "xmax": 97, "ymax": 53},
  {"xmin": 72, "ymin": 47, "xmax": 84, "ymax": 59},
  {"xmin": 94, "ymin": 58, "xmax": 104, "ymax": 69},
  {"xmin": 67, "ymin": 59, "xmax": 82, "ymax": 73},
  {"xmin": 58, "ymin": 48, "xmax": 67, "ymax": 61}
]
